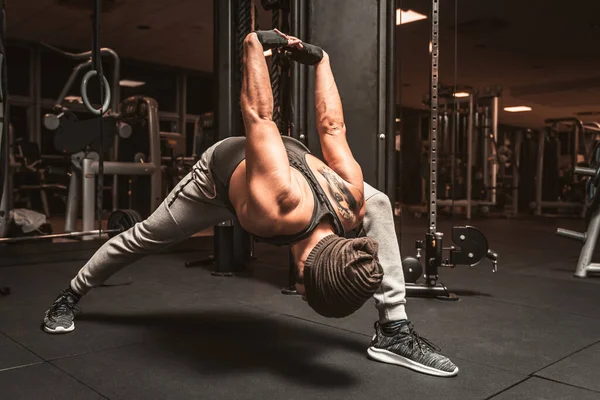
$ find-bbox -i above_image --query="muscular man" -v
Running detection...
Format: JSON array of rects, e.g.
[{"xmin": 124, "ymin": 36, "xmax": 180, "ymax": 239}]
[{"xmin": 42, "ymin": 30, "xmax": 457, "ymax": 377}]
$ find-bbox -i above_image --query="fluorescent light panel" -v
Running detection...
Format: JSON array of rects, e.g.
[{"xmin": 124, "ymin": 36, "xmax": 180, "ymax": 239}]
[
  {"xmin": 504, "ymin": 106, "xmax": 532, "ymax": 113},
  {"xmin": 453, "ymin": 92, "xmax": 470, "ymax": 98},
  {"xmin": 396, "ymin": 9, "xmax": 427, "ymax": 25},
  {"xmin": 120, "ymin": 79, "xmax": 146, "ymax": 88}
]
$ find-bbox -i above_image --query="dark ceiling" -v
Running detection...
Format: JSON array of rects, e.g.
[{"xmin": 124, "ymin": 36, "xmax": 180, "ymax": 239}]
[{"xmin": 8, "ymin": 0, "xmax": 600, "ymax": 129}]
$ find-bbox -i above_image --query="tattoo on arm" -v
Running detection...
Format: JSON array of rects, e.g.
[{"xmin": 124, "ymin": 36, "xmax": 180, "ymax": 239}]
[{"xmin": 318, "ymin": 166, "xmax": 360, "ymax": 221}]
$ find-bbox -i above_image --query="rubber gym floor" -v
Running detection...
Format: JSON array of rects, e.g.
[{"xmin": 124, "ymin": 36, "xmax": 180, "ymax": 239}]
[{"xmin": 1, "ymin": 216, "xmax": 600, "ymax": 400}]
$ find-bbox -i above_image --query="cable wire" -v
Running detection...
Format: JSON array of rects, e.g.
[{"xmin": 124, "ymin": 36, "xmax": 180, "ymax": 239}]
[{"xmin": 92, "ymin": 0, "xmax": 105, "ymax": 237}]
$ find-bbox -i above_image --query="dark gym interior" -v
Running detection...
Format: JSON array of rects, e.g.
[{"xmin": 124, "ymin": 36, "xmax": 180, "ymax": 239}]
[{"xmin": 2, "ymin": 0, "xmax": 600, "ymax": 399}]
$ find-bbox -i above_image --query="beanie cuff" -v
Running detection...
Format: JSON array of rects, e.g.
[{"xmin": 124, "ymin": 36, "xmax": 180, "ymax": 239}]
[{"xmin": 304, "ymin": 234, "xmax": 340, "ymax": 268}]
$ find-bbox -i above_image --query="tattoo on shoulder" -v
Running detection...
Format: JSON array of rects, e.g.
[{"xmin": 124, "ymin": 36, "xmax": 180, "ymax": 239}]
[{"xmin": 317, "ymin": 166, "xmax": 361, "ymax": 221}]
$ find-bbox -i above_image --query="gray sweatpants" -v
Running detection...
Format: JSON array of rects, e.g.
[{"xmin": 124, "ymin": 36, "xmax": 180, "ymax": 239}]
[{"xmin": 71, "ymin": 141, "xmax": 407, "ymax": 323}]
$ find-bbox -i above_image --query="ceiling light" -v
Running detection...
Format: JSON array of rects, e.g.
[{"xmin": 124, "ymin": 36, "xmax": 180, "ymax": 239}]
[
  {"xmin": 504, "ymin": 106, "xmax": 532, "ymax": 113},
  {"xmin": 396, "ymin": 9, "xmax": 427, "ymax": 26},
  {"xmin": 395, "ymin": 118, "xmax": 401, "ymax": 122},
  {"xmin": 120, "ymin": 80, "xmax": 146, "ymax": 88},
  {"xmin": 453, "ymin": 92, "xmax": 470, "ymax": 98}
]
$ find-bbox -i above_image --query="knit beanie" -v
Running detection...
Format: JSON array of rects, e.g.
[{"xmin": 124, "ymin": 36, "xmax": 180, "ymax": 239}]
[{"xmin": 303, "ymin": 235, "xmax": 384, "ymax": 318}]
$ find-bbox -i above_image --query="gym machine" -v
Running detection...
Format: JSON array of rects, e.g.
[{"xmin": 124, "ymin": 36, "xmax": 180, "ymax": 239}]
[
  {"xmin": 401, "ymin": 0, "xmax": 498, "ymax": 299},
  {"xmin": 556, "ymin": 141, "xmax": 600, "ymax": 278},
  {"xmin": 42, "ymin": 44, "xmax": 162, "ymax": 235},
  {"xmin": 532, "ymin": 117, "xmax": 599, "ymax": 217},
  {"xmin": 419, "ymin": 85, "xmax": 515, "ymax": 219},
  {"xmin": 44, "ymin": 0, "xmax": 158, "ymax": 239},
  {"xmin": 83, "ymin": 96, "xmax": 161, "ymax": 231},
  {"xmin": 42, "ymin": 44, "xmax": 129, "ymax": 231}
]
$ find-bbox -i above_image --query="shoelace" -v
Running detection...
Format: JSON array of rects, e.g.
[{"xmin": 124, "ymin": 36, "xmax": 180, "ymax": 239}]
[
  {"xmin": 375, "ymin": 321, "xmax": 442, "ymax": 354},
  {"xmin": 47, "ymin": 294, "xmax": 80, "ymax": 322},
  {"xmin": 404, "ymin": 322, "xmax": 441, "ymax": 353}
]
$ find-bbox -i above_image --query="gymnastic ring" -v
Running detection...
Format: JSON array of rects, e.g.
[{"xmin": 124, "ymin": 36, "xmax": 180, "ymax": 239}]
[{"xmin": 81, "ymin": 70, "xmax": 111, "ymax": 115}]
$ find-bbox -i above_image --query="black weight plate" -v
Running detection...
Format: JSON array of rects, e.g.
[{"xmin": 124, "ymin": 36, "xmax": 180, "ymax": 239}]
[
  {"xmin": 123, "ymin": 209, "xmax": 142, "ymax": 224},
  {"xmin": 107, "ymin": 210, "xmax": 127, "ymax": 238},
  {"xmin": 107, "ymin": 209, "xmax": 140, "ymax": 238},
  {"xmin": 402, "ymin": 257, "xmax": 423, "ymax": 284}
]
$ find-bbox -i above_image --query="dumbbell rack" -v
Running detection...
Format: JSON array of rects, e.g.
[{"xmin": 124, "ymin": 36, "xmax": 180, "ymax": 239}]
[{"xmin": 556, "ymin": 165, "xmax": 600, "ymax": 278}]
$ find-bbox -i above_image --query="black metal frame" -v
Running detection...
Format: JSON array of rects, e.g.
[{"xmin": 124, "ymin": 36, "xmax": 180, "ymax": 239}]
[
  {"xmin": 376, "ymin": 0, "xmax": 396, "ymax": 203},
  {"xmin": 282, "ymin": 0, "xmax": 307, "ymax": 294},
  {"xmin": 403, "ymin": 0, "xmax": 498, "ymax": 299},
  {"xmin": 0, "ymin": 0, "xmax": 8, "ymax": 296},
  {"xmin": 215, "ymin": 0, "xmax": 236, "ymax": 142},
  {"xmin": 185, "ymin": 0, "xmax": 253, "ymax": 276}
]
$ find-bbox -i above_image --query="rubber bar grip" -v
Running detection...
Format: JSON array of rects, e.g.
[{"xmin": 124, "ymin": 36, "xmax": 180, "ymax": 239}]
[
  {"xmin": 287, "ymin": 42, "xmax": 324, "ymax": 65},
  {"xmin": 254, "ymin": 30, "xmax": 288, "ymax": 50}
]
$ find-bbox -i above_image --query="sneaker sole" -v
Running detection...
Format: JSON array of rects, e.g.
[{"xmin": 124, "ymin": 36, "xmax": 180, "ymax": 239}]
[
  {"xmin": 367, "ymin": 347, "xmax": 459, "ymax": 377},
  {"xmin": 43, "ymin": 322, "xmax": 75, "ymax": 334}
]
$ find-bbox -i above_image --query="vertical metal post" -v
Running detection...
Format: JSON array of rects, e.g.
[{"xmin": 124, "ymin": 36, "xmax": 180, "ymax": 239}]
[
  {"xmin": 491, "ymin": 95, "xmax": 499, "ymax": 204},
  {"xmin": 535, "ymin": 130, "xmax": 545, "ymax": 216},
  {"xmin": 512, "ymin": 130, "xmax": 522, "ymax": 216},
  {"xmin": 65, "ymin": 169, "xmax": 80, "ymax": 232},
  {"xmin": 145, "ymin": 97, "xmax": 162, "ymax": 212},
  {"xmin": 82, "ymin": 158, "xmax": 96, "ymax": 239},
  {"xmin": 30, "ymin": 47, "xmax": 41, "ymax": 146},
  {"xmin": 446, "ymin": 111, "xmax": 452, "ymax": 199},
  {"xmin": 572, "ymin": 123, "xmax": 580, "ymax": 182},
  {"xmin": 482, "ymin": 105, "xmax": 490, "ymax": 202},
  {"xmin": 0, "ymin": 125, "xmax": 8, "ymax": 238},
  {"xmin": 178, "ymin": 72, "xmax": 188, "ymax": 145},
  {"xmin": 385, "ymin": 0, "xmax": 397, "ymax": 206},
  {"xmin": 467, "ymin": 94, "xmax": 474, "ymax": 219},
  {"xmin": 214, "ymin": 0, "xmax": 235, "ymax": 140},
  {"xmin": 290, "ymin": 0, "xmax": 300, "ymax": 140},
  {"xmin": 429, "ymin": 0, "xmax": 440, "ymax": 234},
  {"xmin": 297, "ymin": 0, "xmax": 307, "ymax": 145},
  {"xmin": 112, "ymin": 135, "xmax": 118, "ymax": 210},
  {"xmin": 441, "ymin": 111, "xmax": 448, "ymax": 153},
  {"xmin": 376, "ymin": 0, "xmax": 388, "ymax": 192},
  {"xmin": 0, "ymin": 3, "xmax": 8, "ymax": 239}
]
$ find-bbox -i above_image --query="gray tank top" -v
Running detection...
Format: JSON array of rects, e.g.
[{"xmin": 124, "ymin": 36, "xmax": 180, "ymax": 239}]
[{"xmin": 209, "ymin": 136, "xmax": 345, "ymax": 246}]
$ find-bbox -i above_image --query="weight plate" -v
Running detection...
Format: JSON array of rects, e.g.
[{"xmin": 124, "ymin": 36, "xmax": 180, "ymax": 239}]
[
  {"xmin": 124, "ymin": 209, "xmax": 143, "ymax": 224},
  {"xmin": 402, "ymin": 257, "xmax": 423, "ymax": 284},
  {"xmin": 107, "ymin": 209, "xmax": 141, "ymax": 238}
]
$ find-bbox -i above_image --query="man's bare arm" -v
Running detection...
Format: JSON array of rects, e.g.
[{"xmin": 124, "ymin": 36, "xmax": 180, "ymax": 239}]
[
  {"xmin": 241, "ymin": 33, "xmax": 297, "ymax": 212},
  {"xmin": 314, "ymin": 53, "xmax": 364, "ymax": 190}
]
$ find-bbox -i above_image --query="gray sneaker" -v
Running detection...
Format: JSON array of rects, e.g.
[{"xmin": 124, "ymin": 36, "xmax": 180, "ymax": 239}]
[
  {"xmin": 367, "ymin": 321, "xmax": 458, "ymax": 377},
  {"xmin": 43, "ymin": 289, "xmax": 81, "ymax": 334}
]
